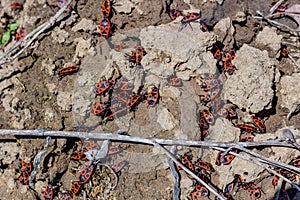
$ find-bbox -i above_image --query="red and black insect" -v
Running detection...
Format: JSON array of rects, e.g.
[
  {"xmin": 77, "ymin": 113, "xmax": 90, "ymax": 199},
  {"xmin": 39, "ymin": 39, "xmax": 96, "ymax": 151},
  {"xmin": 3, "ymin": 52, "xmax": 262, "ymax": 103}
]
[
  {"xmin": 270, "ymin": 1, "xmax": 287, "ymax": 12},
  {"xmin": 281, "ymin": 169, "xmax": 296, "ymax": 182},
  {"xmin": 69, "ymin": 181, "xmax": 81, "ymax": 196},
  {"xmin": 195, "ymin": 160, "xmax": 214, "ymax": 172},
  {"xmin": 101, "ymin": 0, "xmax": 112, "ymax": 18},
  {"xmin": 167, "ymin": 77, "xmax": 182, "ymax": 87},
  {"xmin": 290, "ymin": 157, "xmax": 300, "ymax": 167},
  {"xmin": 20, "ymin": 161, "xmax": 33, "ymax": 173},
  {"xmin": 227, "ymin": 49, "xmax": 236, "ymax": 60},
  {"xmin": 134, "ymin": 46, "xmax": 147, "ymax": 56},
  {"xmin": 201, "ymin": 109, "xmax": 215, "ymax": 124},
  {"xmin": 198, "ymin": 113, "xmax": 209, "ymax": 140},
  {"xmin": 201, "ymin": 128, "xmax": 209, "ymax": 140},
  {"xmin": 271, "ymin": 168, "xmax": 296, "ymax": 187},
  {"xmin": 59, "ymin": 64, "xmax": 79, "ymax": 78},
  {"xmin": 127, "ymin": 93, "xmax": 142, "ymax": 111},
  {"xmin": 252, "ymin": 116, "xmax": 266, "ymax": 133},
  {"xmin": 91, "ymin": 103, "xmax": 109, "ymax": 116},
  {"xmin": 211, "ymin": 41, "xmax": 224, "ymax": 61},
  {"xmin": 223, "ymin": 55, "xmax": 236, "ymax": 75},
  {"xmin": 70, "ymin": 151, "xmax": 88, "ymax": 161},
  {"xmin": 78, "ymin": 164, "xmax": 95, "ymax": 185},
  {"xmin": 107, "ymin": 146, "xmax": 123, "ymax": 155},
  {"xmin": 128, "ymin": 46, "xmax": 147, "ymax": 65},
  {"xmin": 199, "ymin": 73, "xmax": 218, "ymax": 91},
  {"xmin": 82, "ymin": 141, "xmax": 100, "ymax": 151},
  {"xmin": 235, "ymin": 124, "xmax": 257, "ymax": 133},
  {"xmin": 44, "ymin": 183, "xmax": 54, "ymax": 200},
  {"xmin": 224, "ymin": 174, "xmax": 245, "ymax": 193},
  {"xmin": 191, "ymin": 184, "xmax": 209, "ymax": 198},
  {"xmin": 239, "ymin": 135, "xmax": 254, "ymax": 142},
  {"xmin": 201, "ymin": 85, "xmax": 220, "ymax": 104},
  {"xmin": 217, "ymin": 107, "xmax": 237, "ymax": 120},
  {"xmin": 18, "ymin": 171, "xmax": 30, "ymax": 185},
  {"xmin": 16, "ymin": 26, "xmax": 25, "ymax": 41},
  {"xmin": 11, "ymin": 2, "xmax": 23, "ymax": 9},
  {"xmin": 93, "ymin": 80, "xmax": 113, "ymax": 95},
  {"xmin": 176, "ymin": 154, "xmax": 195, "ymax": 172},
  {"xmin": 279, "ymin": 44, "xmax": 289, "ymax": 58},
  {"xmin": 120, "ymin": 81, "xmax": 134, "ymax": 91},
  {"xmin": 106, "ymin": 102, "xmax": 127, "ymax": 120},
  {"xmin": 225, "ymin": 181, "xmax": 236, "ymax": 194},
  {"xmin": 227, "ymin": 108, "xmax": 238, "ymax": 119},
  {"xmin": 234, "ymin": 174, "xmax": 247, "ymax": 189},
  {"xmin": 18, "ymin": 161, "xmax": 32, "ymax": 185},
  {"xmin": 146, "ymin": 86, "xmax": 159, "ymax": 107},
  {"xmin": 57, "ymin": 0, "xmax": 72, "ymax": 12},
  {"xmin": 224, "ymin": 52, "xmax": 237, "ymax": 75},
  {"xmin": 247, "ymin": 182, "xmax": 261, "ymax": 199},
  {"xmin": 99, "ymin": 18, "xmax": 112, "ymax": 39},
  {"xmin": 272, "ymin": 168, "xmax": 281, "ymax": 187},
  {"xmin": 180, "ymin": 12, "xmax": 201, "ymax": 30},
  {"xmin": 215, "ymin": 150, "xmax": 238, "ymax": 166},
  {"xmin": 111, "ymin": 160, "xmax": 127, "ymax": 173},
  {"xmin": 198, "ymin": 114, "xmax": 209, "ymax": 130},
  {"xmin": 199, "ymin": 20, "xmax": 209, "ymax": 32},
  {"xmin": 169, "ymin": 9, "xmax": 182, "ymax": 20},
  {"xmin": 217, "ymin": 108, "xmax": 228, "ymax": 118}
]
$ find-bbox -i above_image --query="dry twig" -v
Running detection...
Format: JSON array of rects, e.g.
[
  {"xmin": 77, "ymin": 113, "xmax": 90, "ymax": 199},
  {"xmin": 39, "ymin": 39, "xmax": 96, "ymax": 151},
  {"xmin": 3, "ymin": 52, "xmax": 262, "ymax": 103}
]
[
  {"xmin": 153, "ymin": 141, "xmax": 225, "ymax": 200},
  {"xmin": 167, "ymin": 146, "xmax": 180, "ymax": 200},
  {"xmin": 0, "ymin": 129, "xmax": 296, "ymax": 149},
  {"xmin": 254, "ymin": 10, "xmax": 300, "ymax": 32},
  {"xmin": 0, "ymin": 0, "xmax": 73, "ymax": 66}
]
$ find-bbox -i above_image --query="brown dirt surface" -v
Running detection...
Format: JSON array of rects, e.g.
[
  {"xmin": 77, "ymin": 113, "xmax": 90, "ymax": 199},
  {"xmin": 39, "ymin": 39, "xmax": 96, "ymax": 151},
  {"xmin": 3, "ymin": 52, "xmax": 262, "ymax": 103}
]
[{"xmin": 1, "ymin": 0, "xmax": 300, "ymax": 200}]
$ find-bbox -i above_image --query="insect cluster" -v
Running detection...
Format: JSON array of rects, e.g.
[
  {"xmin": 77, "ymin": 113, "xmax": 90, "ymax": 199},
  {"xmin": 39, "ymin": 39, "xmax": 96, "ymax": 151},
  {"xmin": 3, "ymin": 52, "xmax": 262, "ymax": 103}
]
[
  {"xmin": 11, "ymin": 0, "xmax": 300, "ymax": 199},
  {"xmin": 63, "ymin": 141, "xmax": 126, "ymax": 199},
  {"xmin": 91, "ymin": 76, "xmax": 159, "ymax": 122},
  {"xmin": 175, "ymin": 154, "xmax": 263, "ymax": 199},
  {"xmin": 166, "ymin": 2, "xmax": 209, "ymax": 32},
  {"xmin": 99, "ymin": 0, "xmax": 114, "ymax": 39},
  {"xmin": 29, "ymin": 140, "xmax": 127, "ymax": 200},
  {"xmin": 18, "ymin": 161, "xmax": 33, "ymax": 185}
]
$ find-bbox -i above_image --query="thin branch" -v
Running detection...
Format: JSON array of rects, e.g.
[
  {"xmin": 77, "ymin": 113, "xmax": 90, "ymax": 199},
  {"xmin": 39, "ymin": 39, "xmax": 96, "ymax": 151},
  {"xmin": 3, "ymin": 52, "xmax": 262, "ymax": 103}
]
[
  {"xmin": 152, "ymin": 141, "xmax": 225, "ymax": 200},
  {"xmin": 167, "ymin": 146, "xmax": 180, "ymax": 200},
  {"xmin": 29, "ymin": 136, "xmax": 51, "ymax": 189},
  {"xmin": 0, "ymin": 0, "xmax": 73, "ymax": 66},
  {"xmin": 254, "ymin": 10, "xmax": 300, "ymax": 32},
  {"xmin": 269, "ymin": 0, "xmax": 285, "ymax": 14},
  {"xmin": 288, "ymin": 54, "xmax": 300, "ymax": 69},
  {"xmin": 0, "ymin": 129, "xmax": 296, "ymax": 149}
]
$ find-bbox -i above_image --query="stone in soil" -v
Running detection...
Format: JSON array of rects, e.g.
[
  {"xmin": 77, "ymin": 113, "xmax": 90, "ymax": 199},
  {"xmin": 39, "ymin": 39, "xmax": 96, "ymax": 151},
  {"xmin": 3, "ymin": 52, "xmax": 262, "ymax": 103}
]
[{"xmin": 223, "ymin": 44, "xmax": 276, "ymax": 113}]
